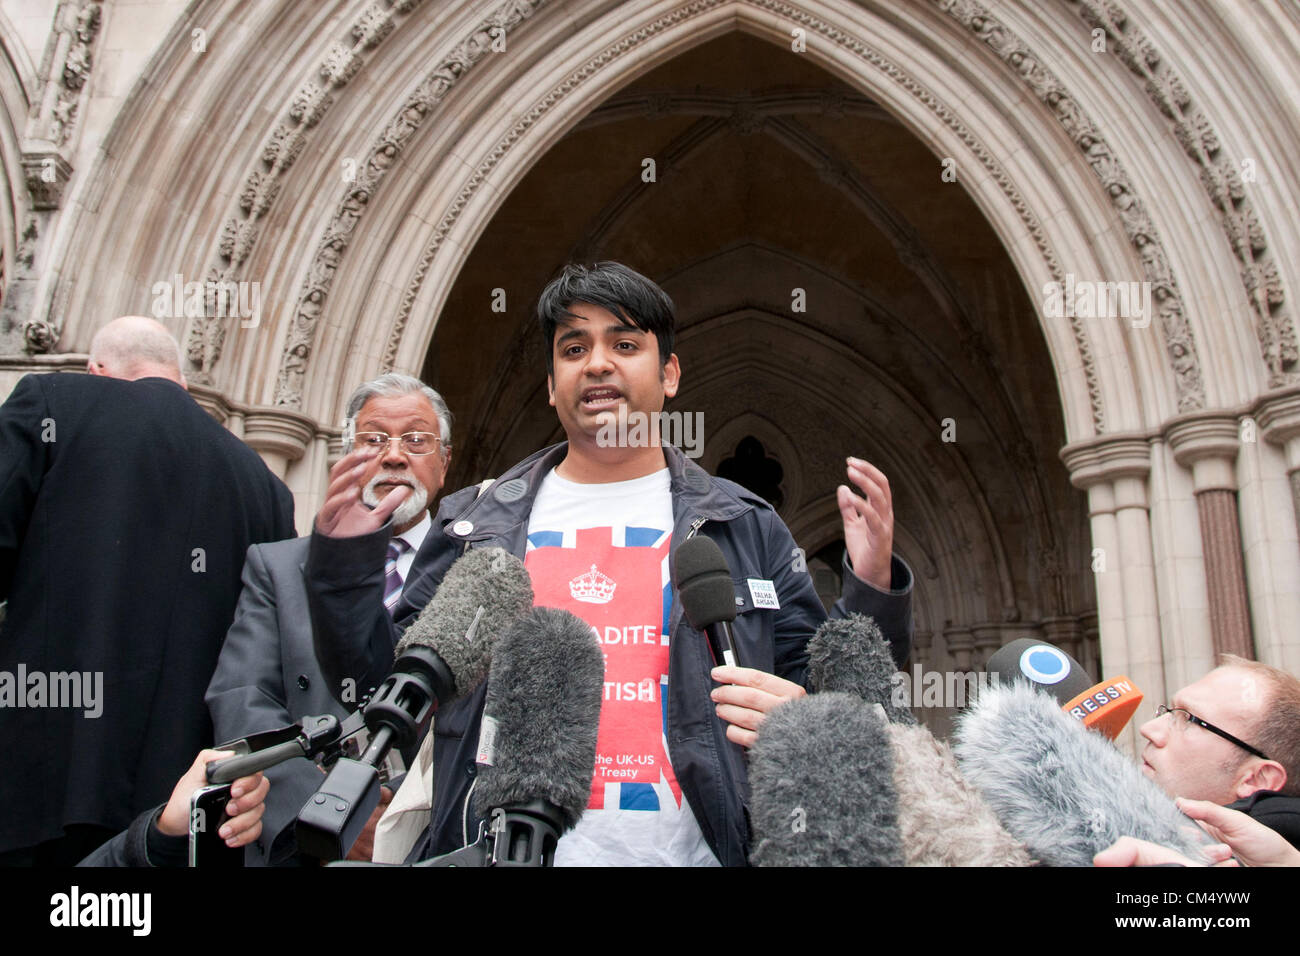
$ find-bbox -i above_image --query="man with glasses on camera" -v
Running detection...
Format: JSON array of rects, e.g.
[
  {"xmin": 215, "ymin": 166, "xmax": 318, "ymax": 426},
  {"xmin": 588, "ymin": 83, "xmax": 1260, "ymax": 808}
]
[
  {"xmin": 205, "ymin": 372, "xmax": 453, "ymax": 865},
  {"xmin": 1139, "ymin": 655, "xmax": 1300, "ymax": 849}
]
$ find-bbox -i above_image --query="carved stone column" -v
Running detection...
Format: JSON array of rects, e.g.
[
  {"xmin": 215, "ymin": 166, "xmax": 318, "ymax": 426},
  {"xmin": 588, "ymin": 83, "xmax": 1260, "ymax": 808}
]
[
  {"xmin": 944, "ymin": 626, "xmax": 974, "ymax": 673},
  {"xmin": 1252, "ymin": 387, "xmax": 1300, "ymax": 673},
  {"xmin": 242, "ymin": 408, "xmax": 316, "ymax": 478},
  {"xmin": 1166, "ymin": 414, "xmax": 1253, "ymax": 659},
  {"xmin": 1257, "ymin": 387, "xmax": 1300, "ymax": 547},
  {"xmin": 283, "ymin": 434, "xmax": 334, "ymax": 536},
  {"xmin": 1062, "ymin": 435, "xmax": 1163, "ymax": 754},
  {"xmin": 187, "ymin": 383, "xmax": 234, "ymax": 427},
  {"xmin": 326, "ymin": 434, "xmax": 348, "ymax": 472},
  {"xmin": 971, "ymin": 624, "xmax": 1001, "ymax": 672}
]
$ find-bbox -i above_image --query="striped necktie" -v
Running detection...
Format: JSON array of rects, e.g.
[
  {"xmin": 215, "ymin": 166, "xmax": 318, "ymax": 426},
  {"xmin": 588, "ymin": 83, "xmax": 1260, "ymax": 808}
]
[{"xmin": 383, "ymin": 538, "xmax": 410, "ymax": 617}]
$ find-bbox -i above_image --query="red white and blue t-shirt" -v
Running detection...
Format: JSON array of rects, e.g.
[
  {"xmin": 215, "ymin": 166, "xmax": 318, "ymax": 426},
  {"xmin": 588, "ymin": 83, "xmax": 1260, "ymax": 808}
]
[{"xmin": 525, "ymin": 467, "xmax": 718, "ymax": 866}]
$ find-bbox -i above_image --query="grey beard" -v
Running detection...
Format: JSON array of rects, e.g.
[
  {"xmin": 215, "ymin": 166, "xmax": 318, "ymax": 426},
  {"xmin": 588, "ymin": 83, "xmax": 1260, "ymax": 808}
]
[{"xmin": 363, "ymin": 474, "xmax": 429, "ymax": 527}]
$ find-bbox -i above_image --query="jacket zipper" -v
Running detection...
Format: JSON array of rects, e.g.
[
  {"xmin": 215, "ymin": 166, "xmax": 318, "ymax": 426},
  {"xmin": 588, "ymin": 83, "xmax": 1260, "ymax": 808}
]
[{"xmin": 673, "ymin": 513, "xmax": 742, "ymax": 863}]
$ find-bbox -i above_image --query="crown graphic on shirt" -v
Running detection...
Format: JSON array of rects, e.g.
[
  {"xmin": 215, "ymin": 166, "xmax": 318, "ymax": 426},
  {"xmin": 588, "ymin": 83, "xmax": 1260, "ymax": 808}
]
[{"xmin": 569, "ymin": 564, "xmax": 617, "ymax": 604}]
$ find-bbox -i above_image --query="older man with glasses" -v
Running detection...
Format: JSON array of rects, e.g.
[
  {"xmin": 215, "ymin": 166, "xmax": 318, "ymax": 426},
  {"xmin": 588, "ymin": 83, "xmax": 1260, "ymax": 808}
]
[
  {"xmin": 205, "ymin": 372, "xmax": 453, "ymax": 865},
  {"xmin": 1139, "ymin": 655, "xmax": 1300, "ymax": 849}
]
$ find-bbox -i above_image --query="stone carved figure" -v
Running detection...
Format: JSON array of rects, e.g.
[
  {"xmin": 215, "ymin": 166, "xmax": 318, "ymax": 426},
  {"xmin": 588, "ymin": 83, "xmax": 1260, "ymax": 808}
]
[{"xmin": 22, "ymin": 320, "xmax": 58, "ymax": 354}]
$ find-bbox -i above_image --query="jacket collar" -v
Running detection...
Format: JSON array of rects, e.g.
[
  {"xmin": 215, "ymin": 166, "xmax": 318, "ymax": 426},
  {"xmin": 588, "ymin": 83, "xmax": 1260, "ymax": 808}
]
[{"xmin": 442, "ymin": 441, "xmax": 754, "ymax": 543}]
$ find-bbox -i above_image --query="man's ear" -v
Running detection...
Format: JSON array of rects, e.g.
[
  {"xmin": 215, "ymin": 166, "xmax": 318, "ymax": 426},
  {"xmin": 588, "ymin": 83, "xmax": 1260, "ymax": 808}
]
[
  {"xmin": 547, "ymin": 373, "xmax": 555, "ymax": 407},
  {"xmin": 662, "ymin": 353, "xmax": 681, "ymax": 399},
  {"xmin": 1236, "ymin": 760, "xmax": 1287, "ymax": 799}
]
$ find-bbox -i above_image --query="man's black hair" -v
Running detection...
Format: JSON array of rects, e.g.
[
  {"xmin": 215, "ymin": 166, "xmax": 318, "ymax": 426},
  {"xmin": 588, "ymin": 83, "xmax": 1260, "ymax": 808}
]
[{"xmin": 536, "ymin": 261, "xmax": 676, "ymax": 374}]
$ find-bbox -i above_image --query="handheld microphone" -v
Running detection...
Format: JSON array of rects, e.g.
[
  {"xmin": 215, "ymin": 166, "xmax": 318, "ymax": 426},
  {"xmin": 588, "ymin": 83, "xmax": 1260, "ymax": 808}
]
[
  {"xmin": 954, "ymin": 680, "xmax": 1215, "ymax": 866},
  {"xmin": 673, "ymin": 535, "xmax": 739, "ymax": 669},
  {"xmin": 749, "ymin": 692, "xmax": 902, "ymax": 866},
  {"xmin": 472, "ymin": 607, "xmax": 604, "ymax": 866},
  {"xmin": 295, "ymin": 546, "xmax": 533, "ymax": 860},
  {"xmin": 985, "ymin": 638, "xmax": 1144, "ymax": 740},
  {"xmin": 984, "ymin": 638, "xmax": 1093, "ymax": 700}
]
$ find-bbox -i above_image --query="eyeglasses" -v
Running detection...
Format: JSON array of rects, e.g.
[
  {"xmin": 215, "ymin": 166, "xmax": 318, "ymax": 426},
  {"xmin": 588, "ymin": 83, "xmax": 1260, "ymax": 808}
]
[
  {"xmin": 1154, "ymin": 704, "xmax": 1270, "ymax": 761},
  {"xmin": 352, "ymin": 431, "xmax": 445, "ymax": 456}
]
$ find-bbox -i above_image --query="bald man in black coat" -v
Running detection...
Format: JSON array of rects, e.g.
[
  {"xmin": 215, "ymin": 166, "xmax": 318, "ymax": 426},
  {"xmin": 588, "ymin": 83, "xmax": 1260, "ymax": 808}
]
[{"xmin": 0, "ymin": 317, "xmax": 295, "ymax": 864}]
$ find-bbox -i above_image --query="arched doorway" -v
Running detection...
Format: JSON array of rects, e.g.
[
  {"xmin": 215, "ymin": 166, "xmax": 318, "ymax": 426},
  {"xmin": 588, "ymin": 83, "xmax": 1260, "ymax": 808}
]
[{"xmin": 426, "ymin": 31, "xmax": 1096, "ymax": 735}]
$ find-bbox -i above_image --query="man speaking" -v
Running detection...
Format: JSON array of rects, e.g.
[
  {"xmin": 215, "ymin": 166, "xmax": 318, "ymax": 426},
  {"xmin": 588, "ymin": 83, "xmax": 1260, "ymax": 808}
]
[{"xmin": 307, "ymin": 262, "xmax": 914, "ymax": 866}]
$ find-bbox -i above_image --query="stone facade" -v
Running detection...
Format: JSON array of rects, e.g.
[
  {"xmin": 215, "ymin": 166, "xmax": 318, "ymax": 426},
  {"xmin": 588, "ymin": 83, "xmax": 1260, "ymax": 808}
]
[{"xmin": 2, "ymin": 0, "xmax": 1297, "ymax": 743}]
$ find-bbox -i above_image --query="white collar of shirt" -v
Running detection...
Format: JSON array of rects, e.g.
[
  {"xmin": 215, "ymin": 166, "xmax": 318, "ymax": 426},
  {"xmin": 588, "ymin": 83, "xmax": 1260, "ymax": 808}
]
[
  {"xmin": 537, "ymin": 466, "xmax": 671, "ymax": 500},
  {"xmin": 392, "ymin": 511, "xmax": 431, "ymax": 581}
]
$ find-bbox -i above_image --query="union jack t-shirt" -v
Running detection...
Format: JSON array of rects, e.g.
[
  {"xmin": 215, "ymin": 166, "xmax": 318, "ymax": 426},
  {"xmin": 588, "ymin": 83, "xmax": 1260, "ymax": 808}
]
[{"xmin": 525, "ymin": 466, "xmax": 718, "ymax": 866}]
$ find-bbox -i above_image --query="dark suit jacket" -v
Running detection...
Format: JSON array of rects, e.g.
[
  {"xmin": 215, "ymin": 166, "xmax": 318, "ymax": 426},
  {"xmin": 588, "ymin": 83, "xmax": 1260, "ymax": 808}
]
[
  {"xmin": 0, "ymin": 372, "xmax": 295, "ymax": 852},
  {"xmin": 205, "ymin": 536, "xmax": 349, "ymax": 865}
]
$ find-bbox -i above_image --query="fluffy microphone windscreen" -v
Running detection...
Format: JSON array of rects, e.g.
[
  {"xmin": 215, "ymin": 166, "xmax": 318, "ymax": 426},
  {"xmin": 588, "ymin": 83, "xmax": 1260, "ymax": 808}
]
[
  {"xmin": 887, "ymin": 723, "xmax": 1031, "ymax": 866},
  {"xmin": 472, "ymin": 607, "xmax": 604, "ymax": 831},
  {"xmin": 749, "ymin": 692, "xmax": 903, "ymax": 866},
  {"xmin": 394, "ymin": 546, "xmax": 533, "ymax": 701},
  {"xmin": 673, "ymin": 535, "xmax": 737, "ymax": 629},
  {"xmin": 954, "ymin": 681, "xmax": 1214, "ymax": 866},
  {"xmin": 806, "ymin": 614, "xmax": 916, "ymax": 725}
]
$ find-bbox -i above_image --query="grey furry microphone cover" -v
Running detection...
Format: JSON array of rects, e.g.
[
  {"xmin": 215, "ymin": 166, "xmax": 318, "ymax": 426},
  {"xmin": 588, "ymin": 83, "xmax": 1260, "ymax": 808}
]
[
  {"xmin": 749, "ymin": 692, "xmax": 903, "ymax": 866},
  {"xmin": 395, "ymin": 546, "xmax": 534, "ymax": 699},
  {"xmin": 473, "ymin": 606, "xmax": 605, "ymax": 830},
  {"xmin": 954, "ymin": 681, "xmax": 1215, "ymax": 867}
]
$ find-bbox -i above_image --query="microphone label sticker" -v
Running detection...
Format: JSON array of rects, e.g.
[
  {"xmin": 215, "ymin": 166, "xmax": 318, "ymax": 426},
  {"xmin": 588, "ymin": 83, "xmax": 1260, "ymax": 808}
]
[
  {"xmin": 475, "ymin": 714, "xmax": 499, "ymax": 767},
  {"xmin": 746, "ymin": 578, "xmax": 780, "ymax": 610}
]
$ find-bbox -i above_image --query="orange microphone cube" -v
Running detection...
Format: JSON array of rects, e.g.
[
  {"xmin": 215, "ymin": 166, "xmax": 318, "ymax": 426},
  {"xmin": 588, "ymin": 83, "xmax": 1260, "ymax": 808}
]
[{"xmin": 1061, "ymin": 676, "xmax": 1144, "ymax": 740}]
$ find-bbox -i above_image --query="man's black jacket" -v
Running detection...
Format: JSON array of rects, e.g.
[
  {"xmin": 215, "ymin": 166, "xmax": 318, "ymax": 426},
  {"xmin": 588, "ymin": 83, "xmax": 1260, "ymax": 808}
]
[
  {"xmin": 307, "ymin": 442, "xmax": 912, "ymax": 865},
  {"xmin": 0, "ymin": 373, "xmax": 295, "ymax": 852}
]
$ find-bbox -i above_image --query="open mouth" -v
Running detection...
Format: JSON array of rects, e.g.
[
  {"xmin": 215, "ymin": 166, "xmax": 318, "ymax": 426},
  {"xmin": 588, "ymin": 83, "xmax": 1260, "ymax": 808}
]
[{"xmin": 581, "ymin": 386, "xmax": 622, "ymax": 409}]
